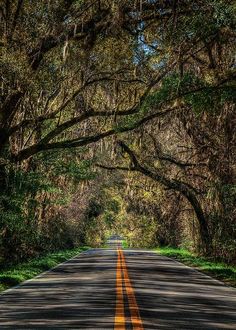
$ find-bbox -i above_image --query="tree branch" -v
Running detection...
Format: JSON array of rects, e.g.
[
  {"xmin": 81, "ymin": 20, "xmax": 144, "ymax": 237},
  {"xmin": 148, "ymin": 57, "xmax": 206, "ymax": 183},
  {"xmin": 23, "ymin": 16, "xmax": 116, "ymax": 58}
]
[
  {"xmin": 114, "ymin": 141, "xmax": 211, "ymax": 248},
  {"xmin": 96, "ymin": 164, "xmax": 135, "ymax": 171},
  {"xmin": 13, "ymin": 106, "xmax": 177, "ymax": 162}
]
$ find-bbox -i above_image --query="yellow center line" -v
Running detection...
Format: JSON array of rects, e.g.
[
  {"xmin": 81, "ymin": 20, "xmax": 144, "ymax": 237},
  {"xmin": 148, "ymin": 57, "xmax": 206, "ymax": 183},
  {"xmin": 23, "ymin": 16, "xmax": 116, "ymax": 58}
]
[
  {"xmin": 119, "ymin": 249, "xmax": 144, "ymax": 330},
  {"xmin": 114, "ymin": 247, "xmax": 125, "ymax": 329},
  {"xmin": 114, "ymin": 247, "xmax": 144, "ymax": 330}
]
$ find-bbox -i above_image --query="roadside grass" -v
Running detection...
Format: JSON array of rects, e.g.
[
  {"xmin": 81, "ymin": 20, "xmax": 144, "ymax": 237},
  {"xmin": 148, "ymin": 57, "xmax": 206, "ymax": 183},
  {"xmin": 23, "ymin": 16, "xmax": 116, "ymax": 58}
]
[
  {"xmin": 122, "ymin": 240, "xmax": 129, "ymax": 248},
  {"xmin": 0, "ymin": 247, "xmax": 89, "ymax": 293},
  {"xmin": 155, "ymin": 247, "xmax": 236, "ymax": 287}
]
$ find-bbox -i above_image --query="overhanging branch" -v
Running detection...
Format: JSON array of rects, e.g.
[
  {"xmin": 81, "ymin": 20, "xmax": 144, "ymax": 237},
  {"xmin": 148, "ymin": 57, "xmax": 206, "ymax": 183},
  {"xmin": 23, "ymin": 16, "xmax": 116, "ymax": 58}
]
[
  {"xmin": 107, "ymin": 141, "xmax": 210, "ymax": 248},
  {"xmin": 13, "ymin": 106, "xmax": 177, "ymax": 162},
  {"xmin": 96, "ymin": 164, "xmax": 135, "ymax": 171}
]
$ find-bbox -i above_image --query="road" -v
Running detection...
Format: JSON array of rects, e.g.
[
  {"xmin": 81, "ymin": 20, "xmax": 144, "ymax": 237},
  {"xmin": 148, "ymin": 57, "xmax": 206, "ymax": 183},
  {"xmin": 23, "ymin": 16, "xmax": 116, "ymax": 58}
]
[{"xmin": 0, "ymin": 238, "xmax": 235, "ymax": 329}]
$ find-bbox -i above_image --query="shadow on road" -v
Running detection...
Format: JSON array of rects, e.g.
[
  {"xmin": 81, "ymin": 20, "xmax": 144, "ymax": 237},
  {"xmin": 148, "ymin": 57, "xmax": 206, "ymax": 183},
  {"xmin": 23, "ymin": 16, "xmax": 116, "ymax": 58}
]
[{"xmin": 0, "ymin": 248, "xmax": 235, "ymax": 329}]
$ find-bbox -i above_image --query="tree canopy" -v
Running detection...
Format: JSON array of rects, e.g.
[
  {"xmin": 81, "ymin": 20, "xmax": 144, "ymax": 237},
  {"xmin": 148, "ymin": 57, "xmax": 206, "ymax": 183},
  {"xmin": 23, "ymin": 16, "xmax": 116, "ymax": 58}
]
[{"xmin": 0, "ymin": 0, "xmax": 235, "ymax": 263}]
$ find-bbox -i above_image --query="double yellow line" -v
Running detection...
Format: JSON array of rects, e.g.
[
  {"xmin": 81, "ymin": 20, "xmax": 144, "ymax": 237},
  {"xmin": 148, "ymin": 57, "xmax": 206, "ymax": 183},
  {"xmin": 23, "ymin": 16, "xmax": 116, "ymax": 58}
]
[{"xmin": 114, "ymin": 248, "xmax": 144, "ymax": 330}]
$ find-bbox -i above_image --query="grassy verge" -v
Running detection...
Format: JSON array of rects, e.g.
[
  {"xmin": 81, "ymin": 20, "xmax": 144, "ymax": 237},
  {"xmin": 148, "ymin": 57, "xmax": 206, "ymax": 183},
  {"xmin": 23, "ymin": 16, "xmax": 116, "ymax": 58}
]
[
  {"xmin": 155, "ymin": 247, "xmax": 236, "ymax": 287},
  {"xmin": 0, "ymin": 247, "xmax": 89, "ymax": 293},
  {"xmin": 122, "ymin": 240, "xmax": 129, "ymax": 248}
]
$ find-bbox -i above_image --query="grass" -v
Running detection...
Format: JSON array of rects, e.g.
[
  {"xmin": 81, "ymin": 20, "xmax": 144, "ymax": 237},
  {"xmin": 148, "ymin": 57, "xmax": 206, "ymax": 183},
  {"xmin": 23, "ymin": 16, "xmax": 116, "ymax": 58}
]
[
  {"xmin": 122, "ymin": 240, "xmax": 129, "ymax": 248},
  {"xmin": 155, "ymin": 247, "xmax": 236, "ymax": 287},
  {"xmin": 0, "ymin": 247, "xmax": 89, "ymax": 293}
]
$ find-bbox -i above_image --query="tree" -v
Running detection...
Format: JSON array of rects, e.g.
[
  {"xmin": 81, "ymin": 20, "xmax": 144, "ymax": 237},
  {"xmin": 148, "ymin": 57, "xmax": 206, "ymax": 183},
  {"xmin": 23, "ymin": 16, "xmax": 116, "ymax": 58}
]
[{"xmin": 1, "ymin": 0, "xmax": 235, "ymax": 261}]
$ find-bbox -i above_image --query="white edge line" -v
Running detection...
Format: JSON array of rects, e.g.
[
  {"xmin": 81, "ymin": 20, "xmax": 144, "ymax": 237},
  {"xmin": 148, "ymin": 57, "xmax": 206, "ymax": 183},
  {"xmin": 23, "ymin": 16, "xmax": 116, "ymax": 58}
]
[
  {"xmin": 0, "ymin": 248, "xmax": 91, "ymax": 296},
  {"xmin": 1, "ymin": 248, "xmax": 235, "ymax": 297},
  {"xmin": 153, "ymin": 251, "xmax": 236, "ymax": 291},
  {"xmin": 116, "ymin": 248, "xmax": 236, "ymax": 290}
]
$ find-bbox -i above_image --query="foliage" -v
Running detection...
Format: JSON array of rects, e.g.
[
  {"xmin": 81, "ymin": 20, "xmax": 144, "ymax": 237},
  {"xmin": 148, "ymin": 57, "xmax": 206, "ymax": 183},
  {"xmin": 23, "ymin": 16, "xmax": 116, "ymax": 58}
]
[
  {"xmin": 0, "ymin": 0, "xmax": 235, "ymax": 266},
  {"xmin": 0, "ymin": 150, "xmax": 96, "ymax": 263}
]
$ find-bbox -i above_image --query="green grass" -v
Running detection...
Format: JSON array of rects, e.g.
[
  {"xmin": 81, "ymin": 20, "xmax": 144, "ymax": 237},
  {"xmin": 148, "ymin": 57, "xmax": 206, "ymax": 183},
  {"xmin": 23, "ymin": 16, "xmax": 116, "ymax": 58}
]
[
  {"xmin": 122, "ymin": 240, "xmax": 129, "ymax": 248},
  {"xmin": 155, "ymin": 247, "xmax": 236, "ymax": 287},
  {"xmin": 0, "ymin": 247, "xmax": 89, "ymax": 293}
]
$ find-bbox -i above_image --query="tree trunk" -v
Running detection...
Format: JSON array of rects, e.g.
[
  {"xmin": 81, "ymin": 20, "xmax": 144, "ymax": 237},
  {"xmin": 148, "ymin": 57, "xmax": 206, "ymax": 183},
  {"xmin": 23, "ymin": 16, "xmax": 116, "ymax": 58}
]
[
  {"xmin": 180, "ymin": 187, "xmax": 212, "ymax": 254},
  {"xmin": 119, "ymin": 141, "xmax": 212, "ymax": 254}
]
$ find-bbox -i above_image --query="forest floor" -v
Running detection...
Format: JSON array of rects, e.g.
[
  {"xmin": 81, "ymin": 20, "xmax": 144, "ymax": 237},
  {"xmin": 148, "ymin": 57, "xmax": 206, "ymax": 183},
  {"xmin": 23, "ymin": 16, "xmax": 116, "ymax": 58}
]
[
  {"xmin": 0, "ymin": 247, "xmax": 89, "ymax": 292},
  {"xmin": 155, "ymin": 247, "xmax": 236, "ymax": 287}
]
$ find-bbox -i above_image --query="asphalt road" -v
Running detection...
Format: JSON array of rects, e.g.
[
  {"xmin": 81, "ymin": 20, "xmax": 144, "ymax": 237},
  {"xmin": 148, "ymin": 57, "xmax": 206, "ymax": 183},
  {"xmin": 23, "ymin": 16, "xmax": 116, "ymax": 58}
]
[{"xmin": 0, "ymin": 240, "xmax": 235, "ymax": 329}]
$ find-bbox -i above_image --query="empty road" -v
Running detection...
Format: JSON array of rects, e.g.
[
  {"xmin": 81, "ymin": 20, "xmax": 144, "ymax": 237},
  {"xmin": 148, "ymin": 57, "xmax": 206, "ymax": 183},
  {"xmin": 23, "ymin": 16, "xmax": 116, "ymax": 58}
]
[{"xmin": 0, "ymin": 239, "xmax": 235, "ymax": 329}]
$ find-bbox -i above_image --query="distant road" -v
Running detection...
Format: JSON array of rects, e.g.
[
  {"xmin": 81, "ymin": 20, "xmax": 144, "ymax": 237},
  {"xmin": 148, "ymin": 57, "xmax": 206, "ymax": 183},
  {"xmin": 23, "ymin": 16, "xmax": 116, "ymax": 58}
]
[{"xmin": 0, "ymin": 238, "xmax": 235, "ymax": 329}]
